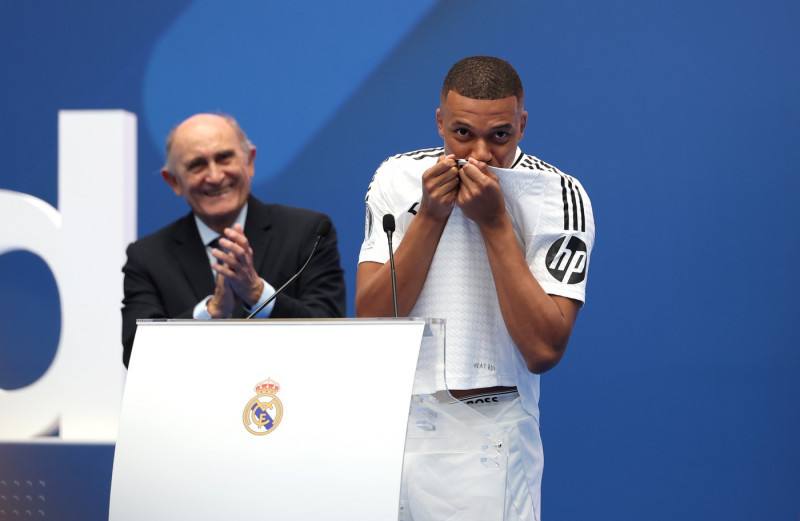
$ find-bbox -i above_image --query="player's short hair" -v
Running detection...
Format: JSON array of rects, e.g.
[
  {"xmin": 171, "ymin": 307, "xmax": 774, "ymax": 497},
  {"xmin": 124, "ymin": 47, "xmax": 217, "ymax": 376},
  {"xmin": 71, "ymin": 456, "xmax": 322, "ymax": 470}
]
[
  {"xmin": 441, "ymin": 56, "xmax": 524, "ymax": 106},
  {"xmin": 164, "ymin": 113, "xmax": 253, "ymax": 173}
]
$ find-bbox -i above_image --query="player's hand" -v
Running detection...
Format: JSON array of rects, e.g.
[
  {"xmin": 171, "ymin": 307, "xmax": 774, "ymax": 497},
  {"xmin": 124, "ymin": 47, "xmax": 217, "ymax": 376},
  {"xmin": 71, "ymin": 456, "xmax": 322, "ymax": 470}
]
[
  {"xmin": 419, "ymin": 154, "xmax": 460, "ymax": 221},
  {"xmin": 457, "ymin": 158, "xmax": 507, "ymax": 229},
  {"xmin": 212, "ymin": 223, "xmax": 264, "ymax": 307}
]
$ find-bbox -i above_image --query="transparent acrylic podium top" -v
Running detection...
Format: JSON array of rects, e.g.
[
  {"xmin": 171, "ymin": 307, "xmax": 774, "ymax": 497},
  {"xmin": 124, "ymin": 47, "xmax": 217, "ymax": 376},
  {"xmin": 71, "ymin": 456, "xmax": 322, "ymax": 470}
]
[{"xmin": 136, "ymin": 316, "xmax": 463, "ymax": 400}]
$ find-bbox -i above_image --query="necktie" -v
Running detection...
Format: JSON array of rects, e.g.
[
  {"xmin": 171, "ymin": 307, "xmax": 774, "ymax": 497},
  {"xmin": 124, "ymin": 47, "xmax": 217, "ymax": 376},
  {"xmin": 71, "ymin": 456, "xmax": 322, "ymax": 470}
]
[{"xmin": 208, "ymin": 237, "xmax": 226, "ymax": 264}]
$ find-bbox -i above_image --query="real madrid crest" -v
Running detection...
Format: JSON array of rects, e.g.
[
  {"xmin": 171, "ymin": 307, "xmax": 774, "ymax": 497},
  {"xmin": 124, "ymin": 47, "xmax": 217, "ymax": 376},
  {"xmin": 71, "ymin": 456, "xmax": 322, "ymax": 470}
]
[{"xmin": 243, "ymin": 377, "xmax": 284, "ymax": 436}]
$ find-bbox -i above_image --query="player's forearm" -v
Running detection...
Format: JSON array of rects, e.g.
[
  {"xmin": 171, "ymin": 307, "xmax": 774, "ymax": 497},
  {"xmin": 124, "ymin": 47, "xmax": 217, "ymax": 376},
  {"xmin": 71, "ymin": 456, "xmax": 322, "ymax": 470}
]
[
  {"xmin": 479, "ymin": 217, "xmax": 576, "ymax": 373},
  {"xmin": 355, "ymin": 211, "xmax": 448, "ymax": 317},
  {"xmin": 355, "ymin": 262, "xmax": 406, "ymax": 317}
]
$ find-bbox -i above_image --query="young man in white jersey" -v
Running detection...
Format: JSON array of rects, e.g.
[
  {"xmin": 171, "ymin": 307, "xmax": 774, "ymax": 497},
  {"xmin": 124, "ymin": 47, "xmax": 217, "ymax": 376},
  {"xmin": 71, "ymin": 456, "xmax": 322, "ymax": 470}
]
[{"xmin": 356, "ymin": 56, "xmax": 595, "ymax": 520}]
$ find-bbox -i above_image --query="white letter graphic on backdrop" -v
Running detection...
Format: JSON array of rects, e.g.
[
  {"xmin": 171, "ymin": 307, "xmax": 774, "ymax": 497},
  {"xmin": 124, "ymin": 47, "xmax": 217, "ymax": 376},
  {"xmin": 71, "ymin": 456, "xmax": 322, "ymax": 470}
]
[{"xmin": 0, "ymin": 111, "xmax": 136, "ymax": 441}]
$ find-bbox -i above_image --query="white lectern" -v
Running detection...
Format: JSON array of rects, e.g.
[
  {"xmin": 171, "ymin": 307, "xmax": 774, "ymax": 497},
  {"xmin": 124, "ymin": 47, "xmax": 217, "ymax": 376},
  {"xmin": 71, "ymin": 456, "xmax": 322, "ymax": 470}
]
[{"xmin": 109, "ymin": 318, "xmax": 442, "ymax": 521}]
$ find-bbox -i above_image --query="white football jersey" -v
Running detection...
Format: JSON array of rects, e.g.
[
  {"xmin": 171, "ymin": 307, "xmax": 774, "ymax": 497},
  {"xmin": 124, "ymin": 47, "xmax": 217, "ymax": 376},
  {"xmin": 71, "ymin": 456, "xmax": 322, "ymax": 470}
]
[{"xmin": 360, "ymin": 147, "xmax": 595, "ymax": 416}]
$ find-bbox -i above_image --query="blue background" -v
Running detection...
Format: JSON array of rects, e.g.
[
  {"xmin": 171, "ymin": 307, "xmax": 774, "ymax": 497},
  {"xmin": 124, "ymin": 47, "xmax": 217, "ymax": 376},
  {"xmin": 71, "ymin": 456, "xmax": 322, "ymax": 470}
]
[{"xmin": 1, "ymin": 0, "xmax": 798, "ymax": 519}]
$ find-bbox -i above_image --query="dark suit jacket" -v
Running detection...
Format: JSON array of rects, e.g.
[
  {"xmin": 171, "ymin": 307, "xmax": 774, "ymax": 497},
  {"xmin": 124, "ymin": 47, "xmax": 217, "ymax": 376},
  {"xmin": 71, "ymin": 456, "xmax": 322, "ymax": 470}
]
[{"xmin": 121, "ymin": 196, "xmax": 346, "ymax": 367}]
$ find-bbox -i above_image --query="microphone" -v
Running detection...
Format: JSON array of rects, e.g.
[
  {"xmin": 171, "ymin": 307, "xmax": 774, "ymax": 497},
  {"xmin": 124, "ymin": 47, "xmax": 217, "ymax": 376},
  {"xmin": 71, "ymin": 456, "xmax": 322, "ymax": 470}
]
[
  {"xmin": 383, "ymin": 214, "xmax": 399, "ymax": 318},
  {"xmin": 246, "ymin": 218, "xmax": 331, "ymax": 319}
]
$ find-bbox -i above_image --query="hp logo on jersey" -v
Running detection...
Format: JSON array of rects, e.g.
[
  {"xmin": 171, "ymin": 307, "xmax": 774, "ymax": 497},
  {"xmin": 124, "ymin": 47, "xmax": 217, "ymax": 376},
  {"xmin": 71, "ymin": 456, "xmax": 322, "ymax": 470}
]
[{"xmin": 546, "ymin": 236, "xmax": 588, "ymax": 284}]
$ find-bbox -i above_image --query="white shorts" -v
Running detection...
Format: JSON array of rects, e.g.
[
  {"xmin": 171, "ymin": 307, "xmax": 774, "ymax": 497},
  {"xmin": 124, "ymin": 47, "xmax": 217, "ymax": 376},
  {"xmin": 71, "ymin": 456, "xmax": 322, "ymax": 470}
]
[{"xmin": 400, "ymin": 390, "xmax": 542, "ymax": 521}]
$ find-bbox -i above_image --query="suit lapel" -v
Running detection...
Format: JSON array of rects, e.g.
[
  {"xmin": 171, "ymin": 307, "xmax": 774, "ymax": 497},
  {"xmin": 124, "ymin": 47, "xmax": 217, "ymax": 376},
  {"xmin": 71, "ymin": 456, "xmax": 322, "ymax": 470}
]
[
  {"xmin": 172, "ymin": 213, "xmax": 216, "ymax": 301},
  {"xmin": 245, "ymin": 196, "xmax": 274, "ymax": 273}
]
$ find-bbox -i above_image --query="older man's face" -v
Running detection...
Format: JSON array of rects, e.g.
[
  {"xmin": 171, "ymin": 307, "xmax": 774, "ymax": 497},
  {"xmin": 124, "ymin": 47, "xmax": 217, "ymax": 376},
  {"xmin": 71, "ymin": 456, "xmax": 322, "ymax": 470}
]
[{"xmin": 162, "ymin": 114, "xmax": 255, "ymax": 233}]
